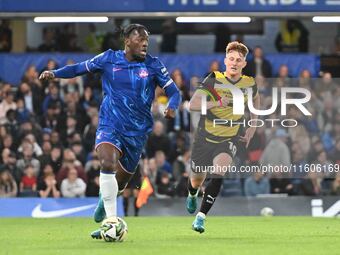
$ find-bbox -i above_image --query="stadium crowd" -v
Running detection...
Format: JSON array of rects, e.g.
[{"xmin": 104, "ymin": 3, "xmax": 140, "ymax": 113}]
[
  {"xmin": 0, "ymin": 51, "xmax": 339, "ymax": 201},
  {"xmin": 0, "ymin": 19, "xmax": 339, "ymax": 201}
]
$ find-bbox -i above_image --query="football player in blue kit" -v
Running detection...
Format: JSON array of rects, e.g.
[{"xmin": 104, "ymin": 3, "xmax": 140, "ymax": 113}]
[{"xmin": 39, "ymin": 24, "xmax": 181, "ymax": 238}]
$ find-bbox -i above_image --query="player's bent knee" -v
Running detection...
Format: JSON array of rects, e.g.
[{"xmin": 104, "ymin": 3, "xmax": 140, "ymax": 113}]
[{"xmin": 100, "ymin": 159, "xmax": 119, "ymax": 173}]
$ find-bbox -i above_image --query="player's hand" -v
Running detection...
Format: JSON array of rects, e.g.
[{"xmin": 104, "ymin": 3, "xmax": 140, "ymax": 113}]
[
  {"xmin": 39, "ymin": 71, "xmax": 55, "ymax": 81},
  {"xmin": 164, "ymin": 108, "xmax": 176, "ymax": 119},
  {"xmin": 239, "ymin": 127, "xmax": 256, "ymax": 148}
]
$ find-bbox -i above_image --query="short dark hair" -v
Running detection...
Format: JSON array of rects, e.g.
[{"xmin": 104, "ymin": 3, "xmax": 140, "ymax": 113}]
[{"xmin": 123, "ymin": 24, "xmax": 149, "ymax": 38}]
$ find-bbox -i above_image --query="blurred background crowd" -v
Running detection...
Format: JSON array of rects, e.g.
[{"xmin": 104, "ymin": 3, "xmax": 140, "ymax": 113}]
[{"xmin": 0, "ymin": 19, "xmax": 339, "ymax": 213}]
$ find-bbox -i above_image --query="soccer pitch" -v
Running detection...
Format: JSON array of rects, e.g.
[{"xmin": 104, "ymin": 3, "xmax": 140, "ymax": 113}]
[{"xmin": 0, "ymin": 217, "xmax": 339, "ymax": 255}]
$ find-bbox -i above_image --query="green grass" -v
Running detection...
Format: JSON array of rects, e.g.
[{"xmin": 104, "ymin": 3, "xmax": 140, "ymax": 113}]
[{"xmin": 0, "ymin": 217, "xmax": 339, "ymax": 255}]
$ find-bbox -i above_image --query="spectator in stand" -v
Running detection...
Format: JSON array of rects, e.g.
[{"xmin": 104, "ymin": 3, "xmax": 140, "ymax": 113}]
[
  {"xmin": 70, "ymin": 142, "xmax": 86, "ymax": 166},
  {"xmin": 38, "ymin": 140, "xmax": 52, "ymax": 169},
  {"xmin": 38, "ymin": 28, "xmax": 58, "ymax": 52},
  {"xmin": 42, "ymin": 82, "xmax": 63, "ymax": 114},
  {"xmin": 168, "ymin": 131, "xmax": 189, "ymax": 163},
  {"xmin": 244, "ymin": 171, "xmax": 270, "ymax": 197},
  {"xmin": 317, "ymin": 96, "xmax": 336, "ymax": 135},
  {"xmin": 38, "ymin": 172, "xmax": 60, "ymax": 198},
  {"xmin": 243, "ymin": 46, "xmax": 272, "ymax": 78},
  {"xmin": 16, "ymin": 82, "xmax": 41, "ymax": 115},
  {"xmin": 85, "ymin": 24, "xmax": 101, "ymax": 54},
  {"xmin": 160, "ymin": 19, "xmax": 177, "ymax": 53},
  {"xmin": 157, "ymin": 171, "xmax": 175, "ymax": 197},
  {"xmin": 270, "ymin": 172, "xmax": 294, "ymax": 195},
  {"xmin": 60, "ymin": 167, "xmax": 86, "ymax": 198},
  {"xmin": 21, "ymin": 65, "xmax": 44, "ymax": 106},
  {"xmin": 0, "ymin": 134, "xmax": 14, "ymax": 152},
  {"xmin": 0, "ymin": 19, "xmax": 12, "ymax": 52},
  {"xmin": 171, "ymin": 69, "xmax": 190, "ymax": 101},
  {"xmin": 5, "ymin": 109, "xmax": 20, "ymax": 140},
  {"xmin": 247, "ymin": 126, "xmax": 266, "ymax": 164},
  {"xmin": 56, "ymin": 149, "xmax": 86, "ymax": 185},
  {"xmin": 0, "ymin": 169, "xmax": 17, "ymax": 197},
  {"xmin": 16, "ymin": 141, "xmax": 40, "ymax": 176},
  {"xmin": 82, "ymin": 114, "xmax": 98, "ymax": 154},
  {"xmin": 15, "ymin": 98, "xmax": 32, "ymax": 124},
  {"xmin": 0, "ymin": 149, "xmax": 20, "ymax": 185},
  {"xmin": 299, "ymin": 172, "xmax": 321, "ymax": 196},
  {"xmin": 146, "ymin": 121, "xmax": 171, "ymax": 158},
  {"xmin": 40, "ymin": 103, "xmax": 65, "ymax": 141},
  {"xmin": 273, "ymin": 64, "xmax": 292, "ymax": 87},
  {"xmin": 0, "ymin": 90, "xmax": 16, "ymax": 121},
  {"xmin": 297, "ymin": 69, "xmax": 313, "ymax": 89},
  {"xmin": 331, "ymin": 173, "xmax": 340, "ymax": 195},
  {"xmin": 18, "ymin": 133, "xmax": 43, "ymax": 157},
  {"xmin": 155, "ymin": 150, "xmax": 172, "ymax": 176},
  {"xmin": 19, "ymin": 164, "xmax": 37, "ymax": 197},
  {"xmin": 85, "ymin": 152, "xmax": 100, "ymax": 197},
  {"xmin": 330, "ymin": 138, "xmax": 340, "ymax": 164},
  {"xmin": 275, "ymin": 19, "xmax": 309, "ymax": 52},
  {"xmin": 144, "ymin": 158, "xmax": 158, "ymax": 188},
  {"xmin": 172, "ymin": 150, "xmax": 190, "ymax": 197},
  {"xmin": 207, "ymin": 60, "xmax": 220, "ymax": 75},
  {"xmin": 260, "ymin": 129, "xmax": 291, "ymax": 168},
  {"xmin": 288, "ymin": 107, "xmax": 311, "ymax": 157},
  {"xmin": 38, "ymin": 164, "xmax": 54, "ymax": 183},
  {"xmin": 66, "ymin": 116, "xmax": 79, "ymax": 138},
  {"xmin": 48, "ymin": 146, "xmax": 63, "ymax": 174}
]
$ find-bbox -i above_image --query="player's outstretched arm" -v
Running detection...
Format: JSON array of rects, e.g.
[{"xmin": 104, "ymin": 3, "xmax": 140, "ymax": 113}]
[
  {"xmin": 45, "ymin": 62, "xmax": 91, "ymax": 80},
  {"xmin": 39, "ymin": 51, "xmax": 107, "ymax": 81},
  {"xmin": 163, "ymin": 83, "xmax": 181, "ymax": 119}
]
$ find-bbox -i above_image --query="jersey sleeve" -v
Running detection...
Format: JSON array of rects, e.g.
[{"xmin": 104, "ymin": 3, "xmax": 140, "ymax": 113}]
[
  {"xmin": 197, "ymin": 72, "xmax": 216, "ymax": 92},
  {"xmin": 196, "ymin": 72, "xmax": 221, "ymax": 102},
  {"xmin": 85, "ymin": 50, "xmax": 111, "ymax": 73},
  {"xmin": 153, "ymin": 58, "xmax": 174, "ymax": 89}
]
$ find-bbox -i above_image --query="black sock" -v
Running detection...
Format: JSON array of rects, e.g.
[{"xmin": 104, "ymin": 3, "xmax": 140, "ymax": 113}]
[
  {"xmin": 134, "ymin": 198, "xmax": 139, "ymax": 216},
  {"xmin": 187, "ymin": 179, "xmax": 199, "ymax": 196},
  {"xmin": 200, "ymin": 176, "xmax": 223, "ymax": 215},
  {"xmin": 123, "ymin": 197, "xmax": 129, "ymax": 216}
]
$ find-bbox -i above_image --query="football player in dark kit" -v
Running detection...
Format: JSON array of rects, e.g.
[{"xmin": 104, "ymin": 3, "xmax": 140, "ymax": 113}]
[{"xmin": 187, "ymin": 41, "xmax": 260, "ymax": 233}]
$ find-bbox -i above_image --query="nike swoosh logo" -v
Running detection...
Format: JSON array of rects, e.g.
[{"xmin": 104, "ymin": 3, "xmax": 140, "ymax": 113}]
[{"xmin": 31, "ymin": 203, "xmax": 96, "ymax": 218}]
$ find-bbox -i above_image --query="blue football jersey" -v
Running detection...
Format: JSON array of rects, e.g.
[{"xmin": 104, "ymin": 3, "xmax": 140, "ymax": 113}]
[{"xmin": 84, "ymin": 50, "xmax": 174, "ymax": 136}]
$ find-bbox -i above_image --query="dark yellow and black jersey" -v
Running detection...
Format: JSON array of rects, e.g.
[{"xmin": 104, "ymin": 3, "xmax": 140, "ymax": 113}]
[{"xmin": 196, "ymin": 71, "xmax": 258, "ymax": 143}]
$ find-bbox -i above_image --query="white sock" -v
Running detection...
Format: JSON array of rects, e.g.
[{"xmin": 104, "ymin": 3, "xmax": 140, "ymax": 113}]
[
  {"xmin": 100, "ymin": 172, "xmax": 118, "ymax": 218},
  {"xmin": 197, "ymin": 212, "xmax": 206, "ymax": 219}
]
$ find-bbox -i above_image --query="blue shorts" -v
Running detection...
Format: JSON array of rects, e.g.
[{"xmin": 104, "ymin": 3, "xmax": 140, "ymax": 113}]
[{"xmin": 95, "ymin": 124, "xmax": 148, "ymax": 174}]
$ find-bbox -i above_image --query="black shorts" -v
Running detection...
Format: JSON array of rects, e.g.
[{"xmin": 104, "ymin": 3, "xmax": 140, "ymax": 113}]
[{"xmin": 191, "ymin": 135, "xmax": 238, "ymax": 174}]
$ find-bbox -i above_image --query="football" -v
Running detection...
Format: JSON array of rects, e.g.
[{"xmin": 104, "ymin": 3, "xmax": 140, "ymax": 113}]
[
  {"xmin": 260, "ymin": 207, "xmax": 274, "ymax": 217},
  {"xmin": 100, "ymin": 217, "xmax": 128, "ymax": 242}
]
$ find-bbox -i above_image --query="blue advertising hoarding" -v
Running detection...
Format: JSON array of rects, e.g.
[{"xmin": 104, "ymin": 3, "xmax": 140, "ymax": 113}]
[
  {"xmin": 0, "ymin": 197, "xmax": 124, "ymax": 218},
  {"xmin": 0, "ymin": 0, "xmax": 340, "ymax": 13}
]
